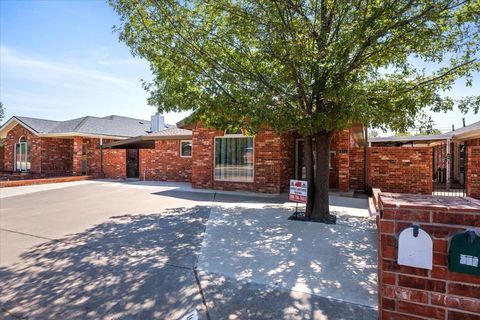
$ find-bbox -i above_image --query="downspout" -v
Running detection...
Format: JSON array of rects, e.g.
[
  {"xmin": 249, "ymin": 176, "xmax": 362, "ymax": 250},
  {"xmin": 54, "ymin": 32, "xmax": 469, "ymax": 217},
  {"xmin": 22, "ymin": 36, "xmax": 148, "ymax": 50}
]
[{"xmin": 364, "ymin": 126, "xmax": 369, "ymax": 193}]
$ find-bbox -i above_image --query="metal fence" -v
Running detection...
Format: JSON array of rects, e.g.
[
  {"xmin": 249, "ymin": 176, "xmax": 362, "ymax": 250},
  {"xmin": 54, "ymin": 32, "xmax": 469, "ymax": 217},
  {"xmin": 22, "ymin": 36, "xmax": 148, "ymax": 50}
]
[{"xmin": 432, "ymin": 142, "xmax": 467, "ymax": 197}]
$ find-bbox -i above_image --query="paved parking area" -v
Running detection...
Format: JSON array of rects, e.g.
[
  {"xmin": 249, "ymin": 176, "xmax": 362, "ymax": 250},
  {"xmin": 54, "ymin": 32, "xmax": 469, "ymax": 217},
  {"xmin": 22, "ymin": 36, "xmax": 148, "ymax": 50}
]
[{"xmin": 0, "ymin": 180, "xmax": 377, "ymax": 319}]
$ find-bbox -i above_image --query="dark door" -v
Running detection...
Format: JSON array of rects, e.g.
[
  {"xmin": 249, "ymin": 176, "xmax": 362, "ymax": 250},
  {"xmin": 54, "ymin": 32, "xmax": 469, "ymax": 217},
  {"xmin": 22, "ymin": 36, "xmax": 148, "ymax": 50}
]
[{"xmin": 126, "ymin": 149, "xmax": 139, "ymax": 178}]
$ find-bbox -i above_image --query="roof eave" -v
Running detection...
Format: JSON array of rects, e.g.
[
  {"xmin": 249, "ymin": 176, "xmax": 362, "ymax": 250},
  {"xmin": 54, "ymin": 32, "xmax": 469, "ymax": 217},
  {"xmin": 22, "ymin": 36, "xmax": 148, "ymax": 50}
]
[{"xmin": 0, "ymin": 117, "xmax": 39, "ymax": 139}]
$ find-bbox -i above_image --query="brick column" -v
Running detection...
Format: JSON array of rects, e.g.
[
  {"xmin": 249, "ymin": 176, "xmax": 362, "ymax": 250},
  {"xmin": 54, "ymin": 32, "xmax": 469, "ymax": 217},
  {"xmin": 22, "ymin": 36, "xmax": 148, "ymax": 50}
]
[
  {"xmin": 467, "ymin": 146, "xmax": 480, "ymax": 200},
  {"xmin": 191, "ymin": 127, "xmax": 217, "ymax": 190},
  {"xmin": 337, "ymin": 129, "xmax": 350, "ymax": 192},
  {"xmin": 72, "ymin": 136, "xmax": 83, "ymax": 176},
  {"xmin": 377, "ymin": 193, "xmax": 480, "ymax": 320}
]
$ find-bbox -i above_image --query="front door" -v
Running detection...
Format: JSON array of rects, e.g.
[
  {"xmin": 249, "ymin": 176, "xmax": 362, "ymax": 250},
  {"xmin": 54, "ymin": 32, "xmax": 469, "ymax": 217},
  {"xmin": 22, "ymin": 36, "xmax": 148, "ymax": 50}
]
[
  {"xmin": 295, "ymin": 139, "xmax": 317, "ymax": 179},
  {"xmin": 126, "ymin": 149, "xmax": 139, "ymax": 178}
]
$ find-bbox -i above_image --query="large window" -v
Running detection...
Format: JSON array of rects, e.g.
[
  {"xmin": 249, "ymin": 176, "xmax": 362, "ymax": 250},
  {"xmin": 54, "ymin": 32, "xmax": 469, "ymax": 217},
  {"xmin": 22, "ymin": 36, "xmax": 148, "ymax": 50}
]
[
  {"xmin": 214, "ymin": 136, "xmax": 254, "ymax": 182},
  {"xmin": 15, "ymin": 136, "xmax": 30, "ymax": 172}
]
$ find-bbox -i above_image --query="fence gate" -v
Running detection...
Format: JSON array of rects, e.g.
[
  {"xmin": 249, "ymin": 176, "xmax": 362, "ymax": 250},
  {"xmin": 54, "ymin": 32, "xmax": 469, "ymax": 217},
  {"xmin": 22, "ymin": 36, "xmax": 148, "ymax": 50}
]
[{"xmin": 432, "ymin": 141, "xmax": 467, "ymax": 196}]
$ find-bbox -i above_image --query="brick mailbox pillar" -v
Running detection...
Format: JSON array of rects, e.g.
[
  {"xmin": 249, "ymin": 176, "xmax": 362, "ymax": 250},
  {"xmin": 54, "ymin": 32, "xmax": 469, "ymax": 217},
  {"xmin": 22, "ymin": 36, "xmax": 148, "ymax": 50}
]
[{"xmin": 377, "ymin": 193, "xmax": 480, "ymax": 320}]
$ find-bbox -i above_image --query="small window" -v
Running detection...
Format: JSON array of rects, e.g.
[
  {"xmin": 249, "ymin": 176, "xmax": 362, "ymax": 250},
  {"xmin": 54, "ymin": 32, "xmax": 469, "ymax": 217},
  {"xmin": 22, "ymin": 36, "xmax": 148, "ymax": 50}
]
[{"xmin": 180, "ymin": 140, "xmax": 192, "ymax": 157}]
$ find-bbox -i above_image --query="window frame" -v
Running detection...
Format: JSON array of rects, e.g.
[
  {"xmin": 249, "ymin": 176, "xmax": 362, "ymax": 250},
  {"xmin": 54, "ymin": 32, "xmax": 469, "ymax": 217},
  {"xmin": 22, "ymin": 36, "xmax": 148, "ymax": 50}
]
[
  {"xmin": 180, "ymin": 140, "xmax": 193, "ymax": 158},
  {"xmin": 14, "ymin": 136, "xmax": 30, "ymax": 172},
  {"xmin": 213, "ymin": 135, "xmax": 255, "ymax": 183}
]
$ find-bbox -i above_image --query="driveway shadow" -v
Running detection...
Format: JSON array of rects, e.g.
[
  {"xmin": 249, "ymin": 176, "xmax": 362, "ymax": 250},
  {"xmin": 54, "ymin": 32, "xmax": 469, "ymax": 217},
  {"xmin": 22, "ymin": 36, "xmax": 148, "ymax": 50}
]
[{"xmin": 0, "ymin": 206, "xmax": 210, "ymax": 320}]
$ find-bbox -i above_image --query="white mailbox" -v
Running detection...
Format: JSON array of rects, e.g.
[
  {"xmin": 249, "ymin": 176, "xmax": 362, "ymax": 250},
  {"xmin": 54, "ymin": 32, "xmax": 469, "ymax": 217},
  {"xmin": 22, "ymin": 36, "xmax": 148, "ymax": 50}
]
[{"xmin": 397, "ymin": 226, "xmax": 433, "ymax": 270}]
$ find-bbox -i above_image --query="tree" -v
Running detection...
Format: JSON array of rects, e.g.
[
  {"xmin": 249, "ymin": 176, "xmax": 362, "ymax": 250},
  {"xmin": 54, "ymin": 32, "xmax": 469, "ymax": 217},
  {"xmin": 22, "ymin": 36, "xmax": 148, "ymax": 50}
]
[{"xmin": 111, "ymin": 0, "xmax": 480, "ymax": 221}]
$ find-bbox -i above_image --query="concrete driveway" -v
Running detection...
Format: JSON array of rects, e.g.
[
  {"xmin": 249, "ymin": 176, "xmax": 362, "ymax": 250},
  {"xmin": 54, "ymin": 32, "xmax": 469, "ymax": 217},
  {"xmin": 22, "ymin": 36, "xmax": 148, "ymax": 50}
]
[{"xmin": 0, "ymin": 180, "xmax": 377, "ymax": 319}]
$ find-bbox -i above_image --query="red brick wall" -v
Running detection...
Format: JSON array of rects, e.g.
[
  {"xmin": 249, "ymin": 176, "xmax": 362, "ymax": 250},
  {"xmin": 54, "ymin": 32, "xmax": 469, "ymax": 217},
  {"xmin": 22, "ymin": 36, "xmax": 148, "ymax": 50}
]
[
  {"xmin": 39, "ymin": 138, "xmax": 73, "ymax": 176},
  {"xmin": 369, "ymin": 147, "xmax": 433, "ymax": 194},
  {"xmin": 467, "ymin": 138, "xmax": 480, "ymax": 146},
  {"xmin": 349, "ymin": 147, "xmax": 365, "ymax": 191},
  {"xmin": 336, "ymin": 129, "xmax": 350, "ymax": 192},
  {"xmin": 84, "ymin": 138, "xmax": 102, "ymax": 177},
  {"xmin": 103, "ymin": 149, "xmax": 126, "ymax": 179},
  {"xmin": 139, "ymin": 140, "xmax": 192, "ymax": 182},
  {"xmin": 377, "ymin": 193, "xmax": 480, "ymax": 320},
  {"xmin": 280, "ymin": 131, "xmax": 297, "ymax": 191},
  {"xmin": 466, "ymin": 146, "xmax": 480, "ymax": 200},
  {"xmin": 191, "ymin": 126, "xmax": 286, "ymax": 193}
]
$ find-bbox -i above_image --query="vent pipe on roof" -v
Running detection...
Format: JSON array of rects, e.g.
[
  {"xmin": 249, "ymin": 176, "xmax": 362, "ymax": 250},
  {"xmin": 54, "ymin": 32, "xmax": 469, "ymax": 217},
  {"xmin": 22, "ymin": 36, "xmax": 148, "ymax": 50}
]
[
  {"xmin": 462, "ymin": 118, "xmax": 466, "ymax": 127},
  {"xmin": 150, "ymin": 113, "xmax": 165, "ymax": 132}
]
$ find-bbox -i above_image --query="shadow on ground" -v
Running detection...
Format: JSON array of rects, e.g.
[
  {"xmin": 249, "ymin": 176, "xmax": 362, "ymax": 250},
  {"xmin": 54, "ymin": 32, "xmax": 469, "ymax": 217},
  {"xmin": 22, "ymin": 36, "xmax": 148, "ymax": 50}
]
[
  {"xmin": 0, "ymin": 206, "xmax": 210, "ymax": 320},
  {"xmin": 198, "ymin": 202, "xmax": 378, "ymax": 312},
  {"xmin": 1, "ymin": 191, "xmax": 378, "ymax": 320}
]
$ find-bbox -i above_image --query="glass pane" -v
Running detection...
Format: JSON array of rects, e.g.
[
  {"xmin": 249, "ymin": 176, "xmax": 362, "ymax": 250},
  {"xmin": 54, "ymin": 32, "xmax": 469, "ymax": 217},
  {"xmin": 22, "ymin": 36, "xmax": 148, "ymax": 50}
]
[
  {"xmin": 214, "ymin": 137, "xmax": 254, "ymax": 182},
  {"xmin": 20, "ymin": 143, "xmax": 26, "ymax": 171},
  {"xmin": 15, "ymin": 144, "xmax": 21, "ymax": 171},
  {"xmin": 181, "ymin": 141, "xmax": 192, "ymax": 157},
  {"xmin": 26, "ymin": 143, "xmax": 30, "ymax": 171}
]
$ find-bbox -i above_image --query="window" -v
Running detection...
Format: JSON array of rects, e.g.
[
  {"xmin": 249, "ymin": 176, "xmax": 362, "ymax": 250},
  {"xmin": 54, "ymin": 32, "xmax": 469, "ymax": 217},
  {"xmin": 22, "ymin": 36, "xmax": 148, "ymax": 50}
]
[
  {"xmin": 214, "ymin": 136, "xmax": 254, "ymax": 182},
  {"xmin": 15, "ymin": 136, "xmax": 30, "ymax": 172},
  {"xmin": 180, "ymin": 140, "xmax": 192, "ymax": 157}
]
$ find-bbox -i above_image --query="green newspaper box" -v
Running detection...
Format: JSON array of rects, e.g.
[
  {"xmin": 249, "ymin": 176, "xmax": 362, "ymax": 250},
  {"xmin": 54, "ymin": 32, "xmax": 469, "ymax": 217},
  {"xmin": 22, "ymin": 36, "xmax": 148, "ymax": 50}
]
[{"xmin": 448, "ymin": 231, "xmax": 480, "ymax": 276}]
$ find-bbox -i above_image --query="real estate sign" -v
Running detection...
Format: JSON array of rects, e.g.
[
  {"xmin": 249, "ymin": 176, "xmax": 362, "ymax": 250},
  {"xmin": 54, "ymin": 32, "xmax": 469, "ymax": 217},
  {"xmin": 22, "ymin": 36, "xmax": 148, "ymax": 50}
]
[{"xmin": 289, "ymin": 179, "xmax": 308, "ymax": 203}]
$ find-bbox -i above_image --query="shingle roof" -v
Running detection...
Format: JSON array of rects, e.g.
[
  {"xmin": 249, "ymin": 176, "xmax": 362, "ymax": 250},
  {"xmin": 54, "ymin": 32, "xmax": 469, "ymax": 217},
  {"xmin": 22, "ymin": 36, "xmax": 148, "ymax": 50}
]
[
  {"xmin": 144, "ymin": 127, "xmax": 192, "ymax": 137},
  {"xmin": 4, "ymin": 115, "xmax": 176, "ymax": 138},
  {"xmin": 15, "ymin": 116, "xmax": 61, "ymax": 134}
]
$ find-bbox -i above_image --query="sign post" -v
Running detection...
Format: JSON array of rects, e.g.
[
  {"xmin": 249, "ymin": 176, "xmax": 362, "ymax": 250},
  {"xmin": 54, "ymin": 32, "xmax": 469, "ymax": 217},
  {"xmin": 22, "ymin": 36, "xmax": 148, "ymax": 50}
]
[{"xmin": 289, "ymin": 179, "xmax": 308, "ymax": 218}]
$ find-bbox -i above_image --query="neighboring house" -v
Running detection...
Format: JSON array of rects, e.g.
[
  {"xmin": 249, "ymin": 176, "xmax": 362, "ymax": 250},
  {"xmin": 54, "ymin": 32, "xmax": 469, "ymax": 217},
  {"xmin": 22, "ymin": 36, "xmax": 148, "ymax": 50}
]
[
  {"xmin": 370, "ymin": 120, "xmax": 480, "ymax": 199},
  {"xmin": 0, "ymin": 114, "xmax": 174, "ymax": 178}
]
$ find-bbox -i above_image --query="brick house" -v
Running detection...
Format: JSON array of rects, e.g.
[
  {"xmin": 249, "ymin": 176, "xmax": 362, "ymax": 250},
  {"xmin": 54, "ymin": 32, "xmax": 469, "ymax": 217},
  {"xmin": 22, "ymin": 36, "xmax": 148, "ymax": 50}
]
[
  {"xmin": 104, "ymin": 120, "xmax": 367, "ymax": 194},
  {"xmin": 0, "ymin": 114, "xmax": 174, "ymax": 179}
]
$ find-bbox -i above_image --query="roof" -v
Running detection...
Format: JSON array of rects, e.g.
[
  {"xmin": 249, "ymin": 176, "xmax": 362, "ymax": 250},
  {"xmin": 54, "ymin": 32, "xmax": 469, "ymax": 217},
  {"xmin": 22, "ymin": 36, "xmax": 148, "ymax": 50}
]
[
  {"xmin": 0, "ymin": 115, "xmax": 175, "ymax": 139},
  {"xmin": 102, "ymin": 127, "xmax": 192, "ymax": 149},
  {"xmin": 144, "ymin": 127, "xmax": 192, "ymax": 137},
  {"xmin": 370, "ymin": 120, "xmax": 480, "ymax": 144}
]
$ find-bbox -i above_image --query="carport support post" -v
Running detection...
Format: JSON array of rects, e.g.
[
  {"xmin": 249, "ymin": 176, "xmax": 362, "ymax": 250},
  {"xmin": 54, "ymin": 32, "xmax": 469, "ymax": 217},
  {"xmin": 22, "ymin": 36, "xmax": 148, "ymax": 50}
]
[{"xmin": 100, "ymin": 137, "xmax": 103, "ymax": 177}]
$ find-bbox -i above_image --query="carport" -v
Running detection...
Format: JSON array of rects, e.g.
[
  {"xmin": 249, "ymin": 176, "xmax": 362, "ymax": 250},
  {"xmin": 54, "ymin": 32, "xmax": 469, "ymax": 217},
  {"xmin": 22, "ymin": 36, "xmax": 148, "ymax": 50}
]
[{"xmin": 101, "ymin": 128, "xmax": 193, "ymax": 180}]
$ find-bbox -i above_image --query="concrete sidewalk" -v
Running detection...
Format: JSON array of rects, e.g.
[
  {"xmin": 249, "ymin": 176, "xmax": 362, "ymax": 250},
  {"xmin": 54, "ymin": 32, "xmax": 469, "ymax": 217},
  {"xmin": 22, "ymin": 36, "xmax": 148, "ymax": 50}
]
[{"xmin": 198, "ymin": 193, "xmax": 378, "ymax": 312}]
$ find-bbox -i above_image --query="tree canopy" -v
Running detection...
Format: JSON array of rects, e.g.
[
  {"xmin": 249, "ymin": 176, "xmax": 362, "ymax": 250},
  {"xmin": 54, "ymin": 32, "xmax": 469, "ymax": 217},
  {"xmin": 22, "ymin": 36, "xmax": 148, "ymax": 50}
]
[
  {"xmin": 111, "ymin": 0, "xmax": 480, "ymax": 135},
  {"xmin": 111, "ymin": 0, "xmax": 480, "ymax": 220}
]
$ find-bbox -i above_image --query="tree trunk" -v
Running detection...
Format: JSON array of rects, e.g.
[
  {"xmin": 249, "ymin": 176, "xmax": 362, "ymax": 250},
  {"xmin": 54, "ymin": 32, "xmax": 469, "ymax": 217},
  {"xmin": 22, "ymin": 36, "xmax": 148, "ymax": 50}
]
[
  {"xmin": 304, "ymin": 135, "xmax": 315, "ymax": 218},
  {"xmin": 311, "ymin": 131, "xmax": 334, "ymax": 222}
]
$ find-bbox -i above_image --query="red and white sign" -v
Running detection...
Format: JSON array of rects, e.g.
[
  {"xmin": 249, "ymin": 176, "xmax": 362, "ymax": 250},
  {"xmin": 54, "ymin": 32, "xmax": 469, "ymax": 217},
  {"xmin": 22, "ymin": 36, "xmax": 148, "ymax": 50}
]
[{"xmin": 289, "ymin": 179, "xmax": 308, "ymax": 203}]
